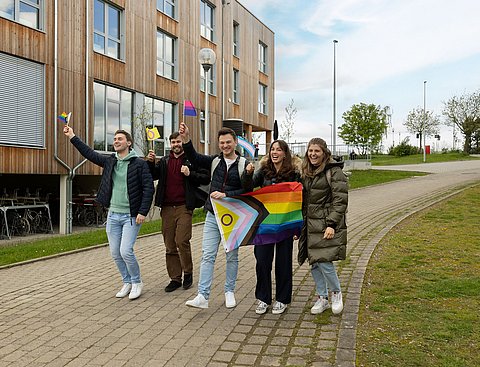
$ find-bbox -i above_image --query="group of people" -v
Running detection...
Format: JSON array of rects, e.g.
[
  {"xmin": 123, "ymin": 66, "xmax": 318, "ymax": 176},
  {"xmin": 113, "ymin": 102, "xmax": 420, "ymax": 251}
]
[{"xmin": 63, "ymin": 121, "xmax": 348, "ymax": 316}]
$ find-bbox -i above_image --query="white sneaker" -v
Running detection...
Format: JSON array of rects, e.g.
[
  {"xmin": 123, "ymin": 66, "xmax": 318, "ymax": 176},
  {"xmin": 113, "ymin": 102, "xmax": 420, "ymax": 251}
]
[
  {"xmin": 255, "ymin": 300, "xmax": 268, "ymax": 315},
  {"xmin": 115, "ymin": 283, "xmax": 132, "ymax": 298},
  {"xmin": 128, "ymin": 282, "xmax": 143, "ymax": 300},
  {"xmin": 331, "ymin": 291, "xmax": 343, "ymax": 314},
  {"xmin": 272, "ymin": 301, "xmax": 287, "ymax": 314},
  {"xmin": 311, "ymin": 296, "xmax": 330, "ymax": 314},
  {"xmin": 186, "ymin": 294, "xmax": 209, "ymax": 309},
  {"xmin": 225, "ymin": 291, "xmax": 236, "ymax": 308}
]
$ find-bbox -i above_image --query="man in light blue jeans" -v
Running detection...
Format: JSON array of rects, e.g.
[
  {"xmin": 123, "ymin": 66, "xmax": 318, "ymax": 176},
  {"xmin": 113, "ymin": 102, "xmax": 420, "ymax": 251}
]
[
  {"xmin": 179, "ymin": 122, "xmax": 248, "ymax": 309},
  {"xmin": 64, "ymin": 125, "xmax": 153, "ymax": 300}
]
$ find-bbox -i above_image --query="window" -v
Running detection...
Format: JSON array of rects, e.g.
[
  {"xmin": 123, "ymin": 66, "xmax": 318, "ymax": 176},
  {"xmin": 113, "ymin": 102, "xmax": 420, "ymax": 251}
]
[
  {"xmin": 0, "ymin": 0, "xmax": 44, "ymax": 30},
  {"xmin": 233, "ymin": 22, "xmax": 239, "ymax": 56},
  {"xmin": 258, "ymin": 42, "xmax": 267, "ymax": 73},
  {"xmin": 199, "ymin": 110, "xmax": 205, "ymax": 143},
  {"xmin": 139, "ymin": 96, "xmax": 177, "ymax": 156},
  {"xmin": 157, "ymin": 0, "xmax": 175, "ymax": 18},
  {"xmin": 258, "ymin": 83, "xmax": 267, "ymax": 114},
  {"xmin": 156, "ymin": 30, "xmax": 176, "ymax": 80},
  {"xmin": 200, "ymin": 65, "xmax": 215, "ymax": 95},
  {"xmin": 200, "ymin": 0, "xmax": 214, "ymax": 41},
  {"xmin": 94, "ymin": 0, "xmax": 123, "ymax": 60},
  {"xmin": 93, "ymin": 82, "xmax": 132, "ymax": 152},
  {"xmin": 232, "ymin": 69, "xmax": 239, "ymax": 104},
  {"xmin": 0, "ymin": 52, "xmax": 44, "ymax": 147}
]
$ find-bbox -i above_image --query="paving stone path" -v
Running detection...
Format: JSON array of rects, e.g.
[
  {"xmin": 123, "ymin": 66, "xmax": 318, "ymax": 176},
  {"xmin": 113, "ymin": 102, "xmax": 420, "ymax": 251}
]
[{"xmin": 1, "ymin": 160, "xmax": 479, "ymax": 367}]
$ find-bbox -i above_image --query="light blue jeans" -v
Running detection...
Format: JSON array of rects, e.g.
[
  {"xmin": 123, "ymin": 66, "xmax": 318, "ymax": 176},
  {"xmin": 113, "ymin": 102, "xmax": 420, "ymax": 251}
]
[
  {"xmin": 197, "ymin": 212, "xmax": 239, "ymax": 299},
  {"xmin": 106, "ymin": 211, "xmax": 142, "ymax": 284},
  {"xmin": 310, "ymin": 261, "xmax": 341, "ymax": 298}
]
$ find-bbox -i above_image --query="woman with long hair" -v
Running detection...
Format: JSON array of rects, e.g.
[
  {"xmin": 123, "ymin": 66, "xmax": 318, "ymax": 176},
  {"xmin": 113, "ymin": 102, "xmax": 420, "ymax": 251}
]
[
  {"xmin": 243, "ymin": 140, "xmax": 301, "ymax": 314},
  {"xmin": 298, "ymin": 138, "xmax": 348, "ymax": 315}
]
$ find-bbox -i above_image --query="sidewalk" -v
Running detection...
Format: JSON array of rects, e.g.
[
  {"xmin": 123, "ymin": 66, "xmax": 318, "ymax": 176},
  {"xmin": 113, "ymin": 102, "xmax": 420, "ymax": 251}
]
[{"xmin": 1, "ymin": 160, "xmax": 479, "ymax": 367}]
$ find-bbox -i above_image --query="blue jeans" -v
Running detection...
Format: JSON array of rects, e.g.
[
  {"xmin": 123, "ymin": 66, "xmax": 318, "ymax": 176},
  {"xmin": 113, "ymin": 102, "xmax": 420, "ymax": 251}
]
[
  {"xmin": 106, "ymin": 211, "xmax": 142, "ymax": 284},
  {"xmin": 197, "ymin": 212, "xmax": 239, "ymax": 299},
  {"xmin": 310, "ymin": 261, "xmax": 341, "ymax": 298}
]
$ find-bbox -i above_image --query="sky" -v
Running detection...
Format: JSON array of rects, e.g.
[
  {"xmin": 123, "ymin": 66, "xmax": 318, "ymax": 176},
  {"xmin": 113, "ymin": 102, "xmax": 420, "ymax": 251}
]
[{"xmin": 239, "ymin": 0, "xmax": 480, "ymax": 152}]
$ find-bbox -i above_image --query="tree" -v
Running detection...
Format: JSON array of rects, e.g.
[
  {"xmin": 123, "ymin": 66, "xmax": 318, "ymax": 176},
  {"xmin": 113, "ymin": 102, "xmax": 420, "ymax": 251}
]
[
  {"xmin": 442, "ymin": 90, "xmax": 480, "ymax": 153},
  {"xmin": 280, "ymin": 98, "xmax": 297, "ymax": 143},
  {"xmin": 338, "ymin": 103, "xmax": 388, "ymax": 155},
  {"xmin": 404, "ymin": 107, "xmax": 441, "ymax": 149},
  {"xmin": 132, "ymin": 103, "xmax": 154, "ymax": 157}
]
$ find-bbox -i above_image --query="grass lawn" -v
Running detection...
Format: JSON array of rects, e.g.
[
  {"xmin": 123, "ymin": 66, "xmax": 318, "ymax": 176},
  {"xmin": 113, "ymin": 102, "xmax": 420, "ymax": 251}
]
[
  {"xmin": 356, "ymin": 184, "xmax": 480, "ymax": 367},
  {"xmin": 371, "ymin": 152, "xmax": 480, "ymax": 166}
]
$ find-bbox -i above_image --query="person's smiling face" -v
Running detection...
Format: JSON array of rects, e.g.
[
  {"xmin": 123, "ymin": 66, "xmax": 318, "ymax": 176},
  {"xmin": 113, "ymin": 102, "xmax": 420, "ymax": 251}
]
[{"xmin": 307, "ymin": 144, "xmax": 324, "ymax": 166}]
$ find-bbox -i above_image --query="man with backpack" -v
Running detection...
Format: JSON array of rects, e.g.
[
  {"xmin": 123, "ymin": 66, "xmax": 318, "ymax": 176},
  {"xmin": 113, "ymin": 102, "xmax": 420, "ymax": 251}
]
[
  {"xmin": 179, "ymin": 122, "xmax": 248, "ymax": 309},
  {"xmin": 147, "ymin": 132, "xmax": 210, "ymax": 292}
]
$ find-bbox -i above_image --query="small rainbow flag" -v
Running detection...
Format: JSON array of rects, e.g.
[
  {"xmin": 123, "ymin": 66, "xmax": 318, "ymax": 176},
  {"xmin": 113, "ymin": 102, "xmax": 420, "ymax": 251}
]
[
  {"xmin": 211, "ymin": 182, "xmax": 303, "ymax": 252},
  {"xmin": 183, "ymin": 100, "xmax": 197, "ymax": 117},
  {"xmin": 57, "ymin": 112, "xmax": 71, "ymax": 124}
]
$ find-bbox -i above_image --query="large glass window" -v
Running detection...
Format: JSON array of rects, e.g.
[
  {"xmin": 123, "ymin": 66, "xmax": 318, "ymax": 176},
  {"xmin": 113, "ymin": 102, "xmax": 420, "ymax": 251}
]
[
  {"xmin": 0, "ymin": 52, "xmax": 44, "ymax": 147},
  {"xmin": 93, "ymin": 82, "xmax": 132, "ymax": 152},
  {"xmin": 233, "ymin": 22, "xmax": 239, "ymax": 57},
  {"xmin": 94, "ymin": 0, "xmax": 123, "ymax": 60},
  {"xmin": 258, "ymin": 42, "xmax": 267, "ymax": 73},
  {"xmin": 200, "ymin": 65, "xmax": 215, "ymax": 95},
  {"xmin": 157, "ymin": 0, "xmax": 175, "ymax": 18},
  {"xmin": 232, "ymin": 68, "xmax": 239, "ymax": 104},
  {"xmin": 258, "ymin": 83, "xmax": 267, "ymax": 114},
  {"xmin": 200, "ymin": 0, "xmax": 214, "ymax": 41},
  {"xmin": 139, "ymin": 97, "xmax": 177, "ymax": 156},
  {"xmin": 156, "ymin": 30, "xmax": 176, "ymax": 80},
  {"xmin": 0, "ymin": 0, "xmax": 43, "ymax": 30}
]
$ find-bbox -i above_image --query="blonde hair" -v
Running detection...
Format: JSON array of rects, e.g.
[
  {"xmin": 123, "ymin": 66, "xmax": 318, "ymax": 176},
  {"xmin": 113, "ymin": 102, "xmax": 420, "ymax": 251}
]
[{"xmin": 301, "ymin": 138, "xmax": 331, "ymax": 178}]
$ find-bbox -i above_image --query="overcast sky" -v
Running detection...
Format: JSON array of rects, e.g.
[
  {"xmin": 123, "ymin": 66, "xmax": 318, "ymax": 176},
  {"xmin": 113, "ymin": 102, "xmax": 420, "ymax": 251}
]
[{"xmin": 240, "ymin": 0, "xmax": 480, "ymax": 151}]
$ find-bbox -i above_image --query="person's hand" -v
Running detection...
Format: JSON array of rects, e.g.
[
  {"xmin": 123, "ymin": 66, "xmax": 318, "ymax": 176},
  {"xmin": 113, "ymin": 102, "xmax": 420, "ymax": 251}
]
[
  {"xmin": 136, "ymin": 214, "xmax": 146, "ymax": 224},
  {"xmin": 210, "ymin": 191, "xmax": 226, "ymax": 200},
  {"xmin": 179, "ymin": 122, "xmax": 190, "ymax": 143},
  {"xmin": 323, "ymin": 227, "xmax": 335, "ymax": 239},
  {"xmin": 180, "ymin": 165, "xmax": 190, "ymax": 176},
  {"xmin": 245, "ymin": 163, "xmax": 254, "ymax": 174},
  {"xmin": 147, "ymin": 150, "xmax": 156, "ymax": 162},
  {"xmin": 63, "ymin": 125, "xmax": 75, "ymax": 139}
]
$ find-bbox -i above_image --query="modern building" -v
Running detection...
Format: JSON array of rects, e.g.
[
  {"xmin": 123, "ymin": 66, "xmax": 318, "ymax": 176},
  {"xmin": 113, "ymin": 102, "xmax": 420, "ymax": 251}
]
[{"xmin": 0, "ymin": 0, "xmax": 275, "ymax": 234}]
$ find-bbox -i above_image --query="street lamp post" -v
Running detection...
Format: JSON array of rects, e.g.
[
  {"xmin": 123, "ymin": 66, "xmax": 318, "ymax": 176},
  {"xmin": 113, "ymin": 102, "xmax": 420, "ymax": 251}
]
[
  {"xmin": 423, "ymin": 80, "xmax": 427, "ymax": 162},
  {"xmin": 198, "ymin": 48, "xmax": 216, "ymax": 155},
  {"xmin": 333, "ymin": 39, "xmax": 338, "ymax": 155},
  {"xmin": 328, "ymin": 123, "xmax": 333, "ymax": 146}
]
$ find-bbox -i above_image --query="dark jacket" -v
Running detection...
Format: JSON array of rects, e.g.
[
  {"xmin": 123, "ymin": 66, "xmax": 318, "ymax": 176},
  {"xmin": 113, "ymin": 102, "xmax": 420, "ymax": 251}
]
[
  {"xmin": 147, "ymin": 153, "xmax": 210, "ymax": 210},
  {"xmin": 298, "ymin": 158, "xmax": 348, "ymax": 266},
  {"xmin": 70, "ymin": 136, "xmax": 154, "ymax": 217},
  {"xmin": 182, "ymin": 140, "xmax": 248, "ymax": 213}
]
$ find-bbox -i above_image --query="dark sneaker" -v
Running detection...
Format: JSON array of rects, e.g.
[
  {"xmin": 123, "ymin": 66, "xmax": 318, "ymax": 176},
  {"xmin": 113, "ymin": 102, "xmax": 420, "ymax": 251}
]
[
  {"xmin": 165, "ymin": 280, "xmax": 182, "ymax": 292},
  {"xmin": 183, "ymin": 274, "xmax": 193, "ymax": 290}
]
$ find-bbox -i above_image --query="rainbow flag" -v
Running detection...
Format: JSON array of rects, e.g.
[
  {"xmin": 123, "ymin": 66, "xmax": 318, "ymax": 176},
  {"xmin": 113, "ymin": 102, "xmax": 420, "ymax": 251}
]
[
  {"xmin": 211, "ymin": 182, "xmax": 303, "ymax": 252},
  {"xmin": 183, "ymin": 100, "xmax": 197, "ymax": 117},
  {"xmin": 57, "ymin": 112, "xmax": 71, "ymax": 124}
]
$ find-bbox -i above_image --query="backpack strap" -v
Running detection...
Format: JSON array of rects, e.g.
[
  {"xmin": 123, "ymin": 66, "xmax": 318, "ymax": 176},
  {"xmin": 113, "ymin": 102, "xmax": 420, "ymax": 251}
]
[{"xmin": 210, "ymin": 156, "xmax": 246, "ymax": 179}]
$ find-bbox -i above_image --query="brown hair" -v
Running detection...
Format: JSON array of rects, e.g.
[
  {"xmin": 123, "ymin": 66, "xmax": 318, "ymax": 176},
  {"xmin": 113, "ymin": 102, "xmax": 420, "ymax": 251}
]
[
  {"xmin": 115, "ymin": 129, "xmax": 133, "ymax": 150},
  {"xmin": 217, "ymin": 127, "xmax": 237, "ymax": 140},
  {"xmin": 169, "ymin": 131, "xmax": 180, "ymax": 141},
  {"xmin": 301, "ymin": 137, "xmax": 331, "ymax": 178},
  {"xmin": 262, "ymin": 140, "xmax": 296, "ymax": 181}
]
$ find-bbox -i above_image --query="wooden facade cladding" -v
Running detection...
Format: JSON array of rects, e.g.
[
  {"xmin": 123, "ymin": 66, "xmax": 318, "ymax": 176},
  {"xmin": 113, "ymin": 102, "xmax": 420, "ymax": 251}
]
[{"xmin": 0, "ymin": 0, "xmax": 274, "ymax": 176}]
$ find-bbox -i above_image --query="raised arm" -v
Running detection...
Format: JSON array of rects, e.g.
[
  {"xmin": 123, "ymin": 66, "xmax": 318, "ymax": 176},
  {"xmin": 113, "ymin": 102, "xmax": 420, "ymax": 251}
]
[{"xmin": 64, "ymin": 125, "xmax": 108, "ymax": 167}]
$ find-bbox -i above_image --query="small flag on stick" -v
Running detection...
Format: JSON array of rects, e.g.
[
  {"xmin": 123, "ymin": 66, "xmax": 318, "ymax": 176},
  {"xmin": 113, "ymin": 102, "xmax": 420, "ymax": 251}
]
[
  {"xmin": 237, "ymin": 137, "xmax": 256, "ymax": 158},
  {"xmin": 58, "ymin": 112, "xmax": 72, "ymax": 125},
  {"xmin": 183, "ymin": 100, "xmax": 197, "ymax": 117},
  {"xmin": 146, "ymin": 127, "xmax": 161, "ymax": 141}
]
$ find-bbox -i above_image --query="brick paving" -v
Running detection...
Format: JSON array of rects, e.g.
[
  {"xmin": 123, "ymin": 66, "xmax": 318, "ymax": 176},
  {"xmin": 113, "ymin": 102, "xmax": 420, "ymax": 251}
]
[{"xmin": 1, "ymin": 160, "xmax": 479, "ymax": 367}]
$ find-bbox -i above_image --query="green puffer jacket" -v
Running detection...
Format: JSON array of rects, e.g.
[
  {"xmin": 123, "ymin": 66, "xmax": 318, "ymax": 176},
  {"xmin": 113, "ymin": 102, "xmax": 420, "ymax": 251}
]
[{"xmin": 298, "ymin": 158, "xmax": 348, "ymax": 266}]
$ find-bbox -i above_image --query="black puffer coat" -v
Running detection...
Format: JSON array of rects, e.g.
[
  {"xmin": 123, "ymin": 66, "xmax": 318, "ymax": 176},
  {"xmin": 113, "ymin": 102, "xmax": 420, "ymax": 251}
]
[
  {"xmin": 182, "ymin": 140, "xmax": 248, "ymax": 214},
  {"xmin": 70, "ymin": 136, "xmax": 154, "ymax": 217},
  {"xmin": 298, "ymin": 158, "xmax": 348, "ymax": 265}
]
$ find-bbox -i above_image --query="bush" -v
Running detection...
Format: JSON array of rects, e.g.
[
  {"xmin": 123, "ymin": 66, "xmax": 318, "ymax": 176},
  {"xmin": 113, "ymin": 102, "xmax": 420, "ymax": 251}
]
[{"xmin": 388, "ymin": 139, "xmax": 421, "ymax": 156}]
